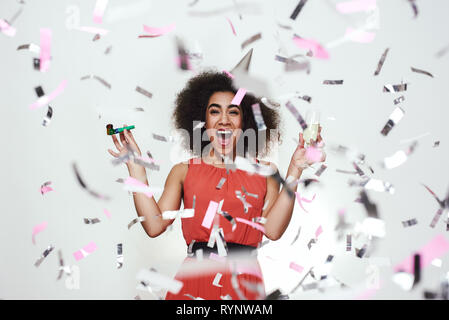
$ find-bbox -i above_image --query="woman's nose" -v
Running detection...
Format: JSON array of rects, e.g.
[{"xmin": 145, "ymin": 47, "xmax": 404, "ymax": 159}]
[{"xmin": 219, "ymin": 113, "xmax": 230, "ymax": 124}]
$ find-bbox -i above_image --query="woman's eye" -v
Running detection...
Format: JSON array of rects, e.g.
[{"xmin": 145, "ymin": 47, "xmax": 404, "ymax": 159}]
[
  {"xmin": 230, "ymin": 111, "xmax": 239, "ymax": 115},
  {"xmin": 210, "ymin": 110, "xmax": 219, "ymax": 114}
]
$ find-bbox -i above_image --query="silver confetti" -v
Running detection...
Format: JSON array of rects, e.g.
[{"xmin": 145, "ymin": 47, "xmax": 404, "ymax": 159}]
[
  {"xmin": 34, "ymin": 245, "xmax": 55, "ymax": 267},
  {"xmin": 285, "ymin": 101, "xmax": 307, "ymax": 130},
  {"xmin": 152, "ymin": 133, "xmax": 174, "ymax": 142},
  {"xmin": 117, "ymin": 243, "xmax": 123, "ymax": 269},
  {"xmin": 411, "ymin": 67, "xmax": 434, "ymax": 78},
  {"xmin": 262, "ymin": 199, "xmax": 270, "ymax": 211},
  {"xmin": 290, "ymin": 267, "xmax": 313, "ymax": 294},
  {"xmin": 407, "ymin": 0, "xmax": 418, "ymax": 18},
  {"xmin": 17, "ymin": 43, "xmax": 40, "ymax": 54},
  {"xmin": 241, "ymin": 32, "xmax": 262, "ymax": 50},
  {"xmin": 374, "ymin": 48, "xmax": 389, "ymax": 76},
  {"xmin": 383, "ymin": 83, "xmax": 407, "ymax": 92},
  {"xmin": 218, "ymin": 210, "xmax": 236, "ymax": 232},
  {"xmin": 184, "ymin": 293, "xmax": 204, "ymax": 300},
  {"xmin": 136, "ymin": 86, "xmax": 153, "ymax": 99},
  {"xmin": 56, "ymin": 250, "xmax": 71, "ymax": 280},
  {"xmin": 261, "ymin": 97, "xmax": 281, "ymax": 110},
  {"xmin": 42, "ymin": 106, "xmax": 53, "ymax": 127},
  {"xmin": 83, "ymin": 218, "xmax": 101, "ymax": 224},
  {"xmin": 252, "ymin": 217, "xmax": 267, "ymax": 224},
  {"xmin": 302, "ymin": 282, "xmax": 319, "ymax": 291},
  {"xmin": 435, "ymin": 44, "xmax": 449, "ymax": 58},
  {"xmin": 433, "ymin": 141, "xmax": 440, "ymax": 148},
  {"xmin": 323, "ymin": 80, "xmax": 343, "ymax": 85},
  {"xmin": 402, "ymin": 218, "xmax": 418, "ymax": 228},
  {"xmin": 73, "ymin": 163, "xmax": 110, "ymax": 200},
  {"xmin": 290, "ymin": 226, "xmax": 301, "ymax": 245},
  {"xmin": 104, "ymin": 46, "xmax": 112, "ymax": 55},
  {"xmin": 430, "ymin": 209, "xmax": 444, "ymax": 228},
  {"xmin": 80, "ymin": 74, "xmax": 111, "ymax": 89},
  {"xmin": 128, "ymin": 216, "xmax": 146, "ymax": 230},
  {"xmin": 314, "ymin": 164, "xmax": 327, "ymax": 177},
  {"xmin": 355, "ymin": 244, "xmax": 368, "ymax": 258},
  {"xmin": 380, "ymin": 106, "xmax": 405, "ymax": 136},
  {"xmin": 133, "ymin": 156, "xmax": 160, "ymax": 171},
  {"xmin": 235, "ymin": 190, "xmax": 251, "ymax": 213},
  {"xmin": 346, "ymin": 234, "xmax": 352, "ymax": 251},
  {"xmin": 394, "ymin": 96, "xmax": 405, "ymax": 105},
  {"xmin": 307, "ymin": 238, "xmax": 316, "ymax": 250},
  {"xmin": 242, "ymin": 185, "xmax": 258, "ymax": 198},
  {"xmin": 356, "ymin": 178, "xmax": 395, "ymax": 194},
  {"xmin": 216, "ymin": 177, "xmax": 226, "ymax": 189},
  {"xmin": 251, "ymin": 103, "xmax": 267, "ymax": 131},
  {"xmin": 230, "ymin": 262, "xmax": 247, "ymax": 300},
  {"xmin": 290, "ymin": 0, "xmax": 308, "ymax": 20}
]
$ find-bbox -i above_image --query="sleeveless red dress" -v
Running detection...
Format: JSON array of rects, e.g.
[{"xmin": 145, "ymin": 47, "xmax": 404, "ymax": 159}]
[{"xmin": 165, "ymin": 158, "xmax": 267, "ymax": 300}]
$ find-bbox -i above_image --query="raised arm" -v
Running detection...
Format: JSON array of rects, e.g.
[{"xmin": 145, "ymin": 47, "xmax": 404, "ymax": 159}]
[
  {"xmin": 262, "ymin": 128, "xmax": 326, "ymax": 240},
  {"xmin": 108, "ymin": 124, "xmax": 187, "ymax": 238}
]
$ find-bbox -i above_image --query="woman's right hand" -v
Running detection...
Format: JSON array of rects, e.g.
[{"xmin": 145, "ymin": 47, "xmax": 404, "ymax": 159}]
[{"xmin": 107, "ymin": 123, "xmax": 142, "ymax": 169}]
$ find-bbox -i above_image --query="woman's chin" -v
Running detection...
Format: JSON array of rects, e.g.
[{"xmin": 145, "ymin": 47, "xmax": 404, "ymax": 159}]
[{"xmin": 212, "ymin": 144, "xmax": 235, "ymax": 158}]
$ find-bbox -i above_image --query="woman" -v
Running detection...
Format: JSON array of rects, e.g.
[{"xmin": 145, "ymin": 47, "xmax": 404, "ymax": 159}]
[{"xmin": 107, "ymin": 71, "xmax": 326, "ymax": 299}]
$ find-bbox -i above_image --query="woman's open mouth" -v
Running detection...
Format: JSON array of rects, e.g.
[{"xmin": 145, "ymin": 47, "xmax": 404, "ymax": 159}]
[{"xmin": 216, "ymin": 129, "xmax": 233, "ymax": 147}]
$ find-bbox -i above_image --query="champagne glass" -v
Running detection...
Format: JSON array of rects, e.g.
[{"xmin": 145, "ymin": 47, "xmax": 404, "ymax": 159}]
[{"xmin": 303, "ymin": 110, "xmax": 320, "ymax": 147}]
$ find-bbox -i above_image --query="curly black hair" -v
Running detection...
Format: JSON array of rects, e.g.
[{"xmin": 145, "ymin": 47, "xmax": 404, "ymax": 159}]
[{"xmin": 173, "ymin": 70, "xmax": 281, "ymax": 158}]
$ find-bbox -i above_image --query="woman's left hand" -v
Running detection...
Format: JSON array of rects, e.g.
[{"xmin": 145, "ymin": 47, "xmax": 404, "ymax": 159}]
[{"xmin": 288, "ymin": 126, "xmax": 326, "ymax": 177}]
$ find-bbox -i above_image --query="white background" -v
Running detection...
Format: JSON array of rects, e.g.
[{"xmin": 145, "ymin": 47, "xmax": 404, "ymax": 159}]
[{"xmin": 1, "ymin": 0, "xmax": 448, "ymax": 299}]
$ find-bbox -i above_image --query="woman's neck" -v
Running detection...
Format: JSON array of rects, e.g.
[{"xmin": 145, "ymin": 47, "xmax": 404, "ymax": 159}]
[{"xmin": 204, "ymin": 149, "xmax": 236, "ymax": 166}]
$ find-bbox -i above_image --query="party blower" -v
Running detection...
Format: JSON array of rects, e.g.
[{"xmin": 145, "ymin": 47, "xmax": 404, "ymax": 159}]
[{"xmin": 106, "ymin": 124, "xmax": 135, "ymax": 135}]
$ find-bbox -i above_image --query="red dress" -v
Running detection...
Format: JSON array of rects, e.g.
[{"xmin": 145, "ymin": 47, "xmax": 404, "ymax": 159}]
[{"xmin": 165, "ymin": 158, "xmax": 267, "ymax": 300}]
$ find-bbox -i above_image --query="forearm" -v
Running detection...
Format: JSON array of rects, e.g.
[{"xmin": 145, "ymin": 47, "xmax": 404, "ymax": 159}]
[
  {"xmin": 127, "ymin": 164, "xmax": 166, "ymax": 237},
  {"xmin": 264, "ymin": 164, "xmax": 303, "ymax": 240}
]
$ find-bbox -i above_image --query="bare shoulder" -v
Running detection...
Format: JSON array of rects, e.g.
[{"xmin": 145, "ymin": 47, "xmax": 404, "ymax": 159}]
[{"xmin": 167, "ymin": 161, "xmax": 189, "ymax": 183}]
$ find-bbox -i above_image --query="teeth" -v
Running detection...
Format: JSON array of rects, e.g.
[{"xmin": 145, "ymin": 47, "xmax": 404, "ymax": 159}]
[{"xmin": 217, "ymin": 129, "xmax": 232, "ymax": 138}]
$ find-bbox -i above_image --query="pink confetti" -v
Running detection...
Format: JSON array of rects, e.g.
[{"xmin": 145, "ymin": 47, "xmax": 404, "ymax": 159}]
[
  {"xmin": 32, "ymin": 221, "xmax": 48, "ymax": 244},
  {"xmin": 39, "ymin": 28, "xmax": 52, "ymax": 73},
  {"xmin": 293, "ymin": 36, "xmax": 329, "ymax": 59},
  {"xmin": 336, "ymin": 0, "xmax": 377, "ymax": 14},
  {"xmin": 235, "ymin": 217, "xmax": 265, "ymax": 233},
  {"xmin": 355, "ymin": 282, "xmax": 382, "ymax": 300},
  {"xmin": 315, "ymin": 225, "xmax": 323, "ymax": 238},
  {"xmin": 40, "ymin": 183, "xmax": 53, "ymax": 195},
  {"xmin": 142, "ymin": 23, "xmax": 176, "ymax": 37},
  {"xmin": 338, "ymin": 209, "xmax": 346, "ymax": 216},
  {"xmin": 394, "ymin": 234, "xmax": 449, "ymax": 274},
  {"xmin": 93, "ymin": 0, "xmax": 109, "ymax": 24},
  {"xmin": 201, "ymin": 201, "xmax": 219, "ymax": 229},
  {"xmin": 295, "ymin": 192, "xmax": 316, "ymax": 213},
  {"xmin": 124, "ymin": 176, "xmax": 153, "ymax": 198},
  {"xmin": 75, "ymin": 26, "xmax": 109, "ymax": 36},
  {"xmin": 73, "ymin": 241, "xmax": 98, "ymax": 261},
  {"xmin": 231, "ymin": 88, "xmax": 247, "ymax": 105},
  {"xmin": 225, "ymin": 17, "xmax": 237, "ymax": 36},
  {"xmin": 236, "ymin": 264, "xmax": 263, "ymax": 278},
  {"xmin": 289, "ymin": 262, "xmax": 304, "ymax": 273},
  {"xmin": 345, "ymin": 27, "xmax": 376, "ymax": 43},
  {"xmin": 209, "ymin": 252, "xmax": 226, "ymax": 262},
  {"xmin": 305, "ymin": 146, "xmax": 323, "ymax": 163},
  {"xmin": 29, "ymin": 80, "xmax": 68, "ymax": 110},
  {"xmin": 0, "ymin": 19, "xmax": 16, "ymax": 37},
  {"xmin": 222, "ymin": 70, "xmax": 234, "ymax": 79},
  {"xmin": 103, "ymin": 208, "xmax": 111, "ymax": 219},
  {"xmin": 175, "ymin": 55, "xmax": 192, "ymax": 70}
]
